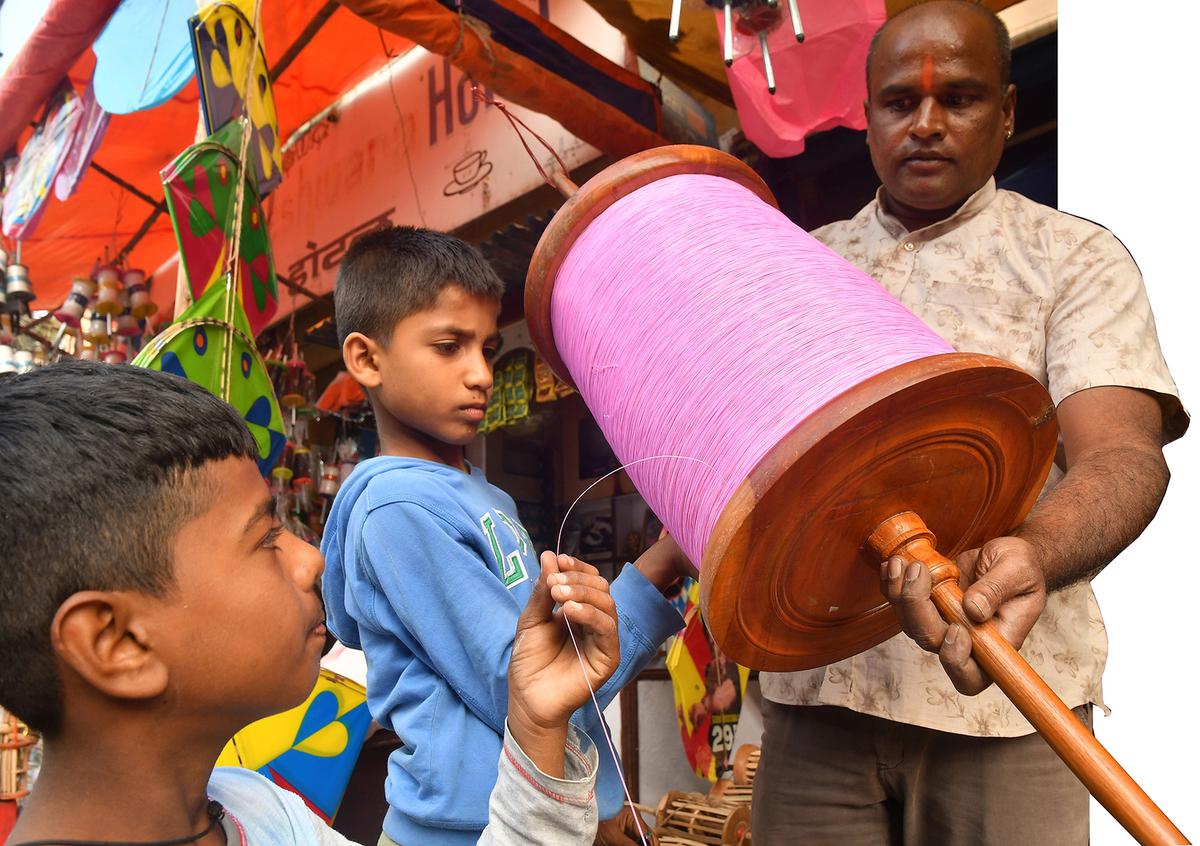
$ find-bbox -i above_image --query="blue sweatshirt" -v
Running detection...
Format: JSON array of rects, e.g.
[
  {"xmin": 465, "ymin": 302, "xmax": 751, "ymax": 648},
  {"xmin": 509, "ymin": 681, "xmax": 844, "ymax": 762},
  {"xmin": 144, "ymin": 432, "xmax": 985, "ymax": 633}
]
[{"xmin": 321, "ymin": 456, "xmax": 683, "ymax": 846}]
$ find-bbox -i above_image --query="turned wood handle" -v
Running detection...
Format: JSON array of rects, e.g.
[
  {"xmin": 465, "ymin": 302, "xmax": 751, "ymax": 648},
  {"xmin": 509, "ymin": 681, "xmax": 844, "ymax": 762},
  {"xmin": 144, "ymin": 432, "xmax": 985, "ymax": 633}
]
[{"xmin": 867, "ymin": 511, "xmax": 1189, "ymax": 846}]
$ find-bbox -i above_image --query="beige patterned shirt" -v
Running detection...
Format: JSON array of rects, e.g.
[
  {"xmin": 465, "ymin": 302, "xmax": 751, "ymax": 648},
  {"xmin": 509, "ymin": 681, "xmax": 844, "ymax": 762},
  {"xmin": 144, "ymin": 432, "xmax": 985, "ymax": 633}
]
[{"xmin": 760, "ymin": 178, "xmax": 1188, "ymax": 737}]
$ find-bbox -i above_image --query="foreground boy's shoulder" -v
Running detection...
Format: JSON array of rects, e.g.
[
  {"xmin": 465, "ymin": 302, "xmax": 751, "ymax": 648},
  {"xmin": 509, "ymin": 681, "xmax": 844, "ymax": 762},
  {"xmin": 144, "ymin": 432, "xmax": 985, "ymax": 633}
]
[{"xmin": 208, "ymin": 767, "xmax": 352, "ymax": 845}]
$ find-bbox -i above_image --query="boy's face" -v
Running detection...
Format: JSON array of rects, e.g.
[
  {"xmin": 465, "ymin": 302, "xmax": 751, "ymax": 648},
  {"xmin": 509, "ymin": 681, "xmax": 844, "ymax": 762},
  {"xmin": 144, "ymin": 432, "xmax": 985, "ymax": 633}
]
[
  {"xmin": 152, "ymin": 457, "xmax": 327, "ymax": 726},
  {"xmin": 371, "ymin": 284, "xmax": 501, "ymax": 453}
]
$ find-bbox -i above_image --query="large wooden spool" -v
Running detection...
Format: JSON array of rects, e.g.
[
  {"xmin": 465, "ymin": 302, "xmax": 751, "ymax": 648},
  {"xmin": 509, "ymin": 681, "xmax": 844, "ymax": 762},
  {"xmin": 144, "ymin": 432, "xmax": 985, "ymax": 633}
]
[{"xmin": 526, "ymin": 145, "xmax": 1188, "ymax": 845}]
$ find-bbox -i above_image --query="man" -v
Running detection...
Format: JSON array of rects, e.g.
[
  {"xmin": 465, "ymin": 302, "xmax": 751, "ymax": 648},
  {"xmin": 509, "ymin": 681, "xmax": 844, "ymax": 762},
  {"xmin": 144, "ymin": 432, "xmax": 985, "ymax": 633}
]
[{"xmin": 752, "ymin": 2, "xmax": 1188, "ymax": 844}]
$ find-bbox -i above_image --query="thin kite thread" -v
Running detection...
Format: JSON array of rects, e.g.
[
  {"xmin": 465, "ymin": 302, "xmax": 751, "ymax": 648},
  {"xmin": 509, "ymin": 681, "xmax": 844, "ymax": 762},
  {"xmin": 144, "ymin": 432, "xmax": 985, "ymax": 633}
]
[
  {"xmin": 551, "ymin": 173, "xmax": 955, "ymax": 567},
  {"xmin": 555, "ymin": 454, "xmax": 714, "ymax": 846},
  {"xmin": 471, "ymin": 84, "xmax": 568, "ymax": 191}
]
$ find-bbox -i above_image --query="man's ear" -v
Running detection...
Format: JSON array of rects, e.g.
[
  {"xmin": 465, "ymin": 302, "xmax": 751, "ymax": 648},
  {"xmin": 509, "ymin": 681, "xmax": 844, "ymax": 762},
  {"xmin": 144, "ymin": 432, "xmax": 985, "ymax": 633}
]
[
  {"xmin": 342, "ymin": 332, "xmax": 382, "ymax": 390},
  {"xmin": 1003, "ymin": 83, "xmax": 1017, "ymax": 138},
  {"xmin": 52, "ymin": 591, "xmax": 169, "ymax": 702}
]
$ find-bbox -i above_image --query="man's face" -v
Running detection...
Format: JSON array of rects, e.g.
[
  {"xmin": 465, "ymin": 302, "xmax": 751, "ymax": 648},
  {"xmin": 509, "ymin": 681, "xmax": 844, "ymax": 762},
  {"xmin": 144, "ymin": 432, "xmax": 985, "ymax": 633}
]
[
  {"xmin": 372, "ymin": 284, "xmax": 501, "ymax": 451},
  {"xmin": 865, "ymin": 5, "xmax": 1015, "ymax": 219},
  {"xmin": 154, "ymin": 457, "xmax": 327, "ymax": 727}
]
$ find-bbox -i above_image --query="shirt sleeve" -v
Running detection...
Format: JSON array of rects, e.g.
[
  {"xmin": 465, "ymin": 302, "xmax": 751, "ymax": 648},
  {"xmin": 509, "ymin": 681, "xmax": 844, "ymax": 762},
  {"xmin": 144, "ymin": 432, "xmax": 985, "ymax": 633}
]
[
  {"xmin": 1046, "ymin": 223, "xmax": 1189, "ymax": 443},
  {"xmin": 476, "ymin": 723, "xmax": 599, "ymax": 846},
  {"xmin": 357, "ymin": 502, "xmax": 522, "ymax": 734}
]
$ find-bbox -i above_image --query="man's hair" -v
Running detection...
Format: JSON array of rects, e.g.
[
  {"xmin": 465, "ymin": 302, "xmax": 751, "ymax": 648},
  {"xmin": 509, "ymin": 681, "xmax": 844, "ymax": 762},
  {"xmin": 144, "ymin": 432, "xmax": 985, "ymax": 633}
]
[
  {"xmin": 0, "ymin": 361, "xmax": 257, "ymax": 735},
  {"xmin": 334, "ymin": 226, "xmax": 504, "ymax": 347},
  {"xmin": 866, "ymin": 0, "xmax": 1012, "ymax": 92}
]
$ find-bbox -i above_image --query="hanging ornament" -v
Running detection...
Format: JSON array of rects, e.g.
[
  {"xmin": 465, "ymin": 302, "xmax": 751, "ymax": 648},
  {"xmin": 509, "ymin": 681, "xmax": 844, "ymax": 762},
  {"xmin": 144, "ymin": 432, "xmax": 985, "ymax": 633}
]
[
  {"xmin": 124, "ymin": 268, "xmax": 158, "ymax": 319},
  {"xmin": 94, "ymin": 266, "xmax": 124, "ymax": 316},
  {"xmin": 54, "ymin": 277, "xmax": 98, "ymax": 328}
]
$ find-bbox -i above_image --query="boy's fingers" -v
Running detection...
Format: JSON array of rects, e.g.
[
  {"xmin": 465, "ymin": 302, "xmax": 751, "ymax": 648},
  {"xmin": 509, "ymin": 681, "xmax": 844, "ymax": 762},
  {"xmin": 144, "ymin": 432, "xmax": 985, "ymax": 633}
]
[
  {"xmin": 561, "ymin": 600, "xmax": 617, "ymax": 639},
  {"xmin": 549, "ymin": 571, "xmax": 611, "ymax": 595},
  {"xmin": 521, "ymin": 558, "xmax": 559, "ymax": 623},
  {"xmin": 540, "ymin": 550, "xmax": 563, "ymax": 577},
  {"xmin": 555, "ymin": 554, "xmax": 599, "ymax": 577},
  {"xmin": 551, "ymin": 583, "xmax": 616, "ymax": 617}
]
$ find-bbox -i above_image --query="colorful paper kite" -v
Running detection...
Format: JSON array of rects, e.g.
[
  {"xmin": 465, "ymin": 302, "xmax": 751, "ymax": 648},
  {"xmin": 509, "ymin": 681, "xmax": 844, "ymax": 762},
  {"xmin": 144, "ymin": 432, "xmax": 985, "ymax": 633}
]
[
  {"xmin": 161, "ymin": 120, "xmax": 279, "ymax": 335},
  {"xmin": 2, "ymin": 87, "xmax": 80, "ymax": 239},
  {"xmin": 190, "ymin": 1, "xmax": 283, "ymax": 196},
  {"xmin": 216, "ymin": 669, "xmax": 372, "ymax": 823},
  {"xmin": 666, "ymin": 580, "xmax": 750, "ymax": 782},
  {"xmin": 55, "ymin": 82, "xmax": 110, "ymax": 201},
  {"xmin": 132, "ymin": 274, "xmax": 286, "ymax": 476}
]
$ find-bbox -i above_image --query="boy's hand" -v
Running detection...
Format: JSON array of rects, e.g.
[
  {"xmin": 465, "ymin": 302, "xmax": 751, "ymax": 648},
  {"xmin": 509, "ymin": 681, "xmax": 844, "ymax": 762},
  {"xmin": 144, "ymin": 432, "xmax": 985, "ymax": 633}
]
[
  {"xmin": 633, "ymin": 532, "xmax": 698, "ymax": 592},
  {"xmin": 507, "ymin": 552, "xmax": 620, "ymax": 777}
]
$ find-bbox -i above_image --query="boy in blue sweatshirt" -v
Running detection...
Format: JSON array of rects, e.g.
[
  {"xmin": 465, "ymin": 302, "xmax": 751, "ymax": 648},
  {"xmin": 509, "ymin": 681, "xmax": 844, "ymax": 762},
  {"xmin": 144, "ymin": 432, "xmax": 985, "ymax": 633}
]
[{"xmin": 322, "ymin": 227, "xmax": 691, "ymax": 846}]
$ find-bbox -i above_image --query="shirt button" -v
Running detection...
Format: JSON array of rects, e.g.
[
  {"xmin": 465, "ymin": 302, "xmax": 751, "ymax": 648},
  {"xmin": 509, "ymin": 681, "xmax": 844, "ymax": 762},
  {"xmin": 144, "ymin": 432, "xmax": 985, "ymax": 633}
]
[{"xmin": 903, "ymin": 241, "xmax": 916, "ymax": 252}]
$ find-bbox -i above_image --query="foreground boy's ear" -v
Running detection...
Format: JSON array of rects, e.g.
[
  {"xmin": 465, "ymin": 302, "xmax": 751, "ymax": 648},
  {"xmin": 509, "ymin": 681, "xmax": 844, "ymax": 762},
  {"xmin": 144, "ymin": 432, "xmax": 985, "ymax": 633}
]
[
  {"xmin": 52, "ymin": 591, "xmax": 169, "ymax": 702},
  {"xmin": 343, "ymin": 331, "xmax": 383, "ymax": 390}
]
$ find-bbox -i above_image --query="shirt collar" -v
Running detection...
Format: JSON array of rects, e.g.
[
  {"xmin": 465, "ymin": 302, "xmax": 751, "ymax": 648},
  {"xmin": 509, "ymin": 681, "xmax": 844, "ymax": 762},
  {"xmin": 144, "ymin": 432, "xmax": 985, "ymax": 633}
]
[{"xmin": 872, "ymin": 177, "xmax": 998, "ymax": 242}]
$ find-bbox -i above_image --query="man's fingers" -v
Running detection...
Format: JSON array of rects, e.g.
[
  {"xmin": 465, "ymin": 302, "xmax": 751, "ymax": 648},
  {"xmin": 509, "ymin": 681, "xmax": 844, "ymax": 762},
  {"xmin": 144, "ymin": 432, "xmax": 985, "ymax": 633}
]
[
  {"xmin": 880, "ymin": 557, "xmax": 949, "ymax": 653},
  {"xmin": 938, "ymin": 623, "xmax": 991, "ymax": 695},
  {"xmin": 961, "ymin": 561, "xmax": 1039, "ymax": 625}
]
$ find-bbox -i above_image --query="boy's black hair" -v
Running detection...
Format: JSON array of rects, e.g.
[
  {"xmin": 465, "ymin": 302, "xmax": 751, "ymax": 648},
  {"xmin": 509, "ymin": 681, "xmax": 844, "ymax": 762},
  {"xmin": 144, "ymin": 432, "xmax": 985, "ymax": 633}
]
[
  {"xmin": 866, "ymin": 0, "xmax": 1012, "ymax": 91},
  {"xmin": 0, "ymin": 361, "xmax": 258, "ymax": 735},
  {"xmin": 333, "ymin": 226, "xmax": 505, "ymax": 347}
]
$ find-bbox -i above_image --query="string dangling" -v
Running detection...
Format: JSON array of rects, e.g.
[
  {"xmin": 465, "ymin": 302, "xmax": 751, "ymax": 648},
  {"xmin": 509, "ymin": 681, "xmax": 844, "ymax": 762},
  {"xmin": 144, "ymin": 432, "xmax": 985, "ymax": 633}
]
[{"xmin": 554, "ymin": 453, "xmax": 714, "ymax": 846}]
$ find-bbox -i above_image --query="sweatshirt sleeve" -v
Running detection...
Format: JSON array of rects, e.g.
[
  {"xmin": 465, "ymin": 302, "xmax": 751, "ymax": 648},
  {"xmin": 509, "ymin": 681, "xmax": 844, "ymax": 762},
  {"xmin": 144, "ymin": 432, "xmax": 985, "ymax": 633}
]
[
  {"xmin": 356, "ymin": 502, "xmax": 522, "ymax": 735},
  {"xmin": 476, "ymin": 723, "xmax": 598, "ymax": 846},
  {"xmin": 571, "ymin": 563, "xmax": 684, "ymax": 733}
]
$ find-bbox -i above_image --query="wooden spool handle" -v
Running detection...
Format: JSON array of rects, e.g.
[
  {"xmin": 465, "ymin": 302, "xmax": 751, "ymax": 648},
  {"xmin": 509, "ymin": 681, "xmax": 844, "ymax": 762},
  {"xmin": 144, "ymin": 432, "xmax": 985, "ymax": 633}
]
[{"xmin": 867, "ymin": 512, "xmax": 1188, "ymax": 846}]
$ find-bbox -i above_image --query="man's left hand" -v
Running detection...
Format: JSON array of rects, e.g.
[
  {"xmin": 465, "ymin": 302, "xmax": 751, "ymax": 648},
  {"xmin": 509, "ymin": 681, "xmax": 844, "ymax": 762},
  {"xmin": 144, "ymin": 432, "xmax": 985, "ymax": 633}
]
[{"xmin": 880, "ymin": 536, "xmax": 1048, "ymax": 695}]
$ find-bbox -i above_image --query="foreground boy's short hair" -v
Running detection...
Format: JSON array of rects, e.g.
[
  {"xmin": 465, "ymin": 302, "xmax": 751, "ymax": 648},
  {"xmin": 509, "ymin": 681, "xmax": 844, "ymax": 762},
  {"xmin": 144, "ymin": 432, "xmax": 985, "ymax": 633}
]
[
  {"xmin": 333, "ymin": 226, "xmax": 505, "ymax": 346},
  {"xmin": 0, "ymin": 361, "xmax": 257, "ymax": 735}
]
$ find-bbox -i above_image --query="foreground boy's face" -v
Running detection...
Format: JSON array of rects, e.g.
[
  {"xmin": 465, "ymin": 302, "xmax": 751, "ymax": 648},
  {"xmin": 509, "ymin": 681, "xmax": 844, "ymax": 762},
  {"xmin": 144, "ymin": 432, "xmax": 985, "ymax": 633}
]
[
  {"xmin": 157, "ymin": 457, "xmax": 327, "ymax": 725},
  {"xmin": 374, "ymin": 284, "xmax": 501, "ymax": 453}
]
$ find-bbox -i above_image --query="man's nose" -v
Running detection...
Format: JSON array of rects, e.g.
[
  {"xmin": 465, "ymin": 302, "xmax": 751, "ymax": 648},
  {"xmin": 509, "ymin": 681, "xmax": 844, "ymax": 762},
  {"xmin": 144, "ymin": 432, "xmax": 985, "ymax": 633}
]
[{"xmin": 910, "ymin": 97, "xmax": 946, "ymax": 140}]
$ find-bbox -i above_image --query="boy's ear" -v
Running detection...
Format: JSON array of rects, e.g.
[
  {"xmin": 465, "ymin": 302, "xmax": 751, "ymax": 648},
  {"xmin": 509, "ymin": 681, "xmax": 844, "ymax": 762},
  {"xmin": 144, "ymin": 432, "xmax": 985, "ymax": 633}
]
[
  {"xmin": 342, "ymin": 332, "xmax": 382, "ymax": 390},
  {"xmin": 52, "ymin": 591, "xmax": 169, "ymax": 702}
]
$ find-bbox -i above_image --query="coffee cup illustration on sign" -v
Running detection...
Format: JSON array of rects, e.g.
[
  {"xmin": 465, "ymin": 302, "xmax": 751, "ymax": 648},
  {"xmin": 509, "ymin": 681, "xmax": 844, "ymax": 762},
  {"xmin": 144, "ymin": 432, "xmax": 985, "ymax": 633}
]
[{"xmin": 444, "ymin": 150, "xmax": 493, "ymax": 196}]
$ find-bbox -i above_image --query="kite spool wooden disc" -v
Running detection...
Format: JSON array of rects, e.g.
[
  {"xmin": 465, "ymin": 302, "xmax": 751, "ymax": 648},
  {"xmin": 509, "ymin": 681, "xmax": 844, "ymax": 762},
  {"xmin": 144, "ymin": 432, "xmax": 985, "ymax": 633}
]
[
  {"xmin": 657, "ymin": 791, "xmax": 750, "ymax": 846},
  {"xmin": 732, "ymin": 744, "xmax": 759, "ymax": 787}
]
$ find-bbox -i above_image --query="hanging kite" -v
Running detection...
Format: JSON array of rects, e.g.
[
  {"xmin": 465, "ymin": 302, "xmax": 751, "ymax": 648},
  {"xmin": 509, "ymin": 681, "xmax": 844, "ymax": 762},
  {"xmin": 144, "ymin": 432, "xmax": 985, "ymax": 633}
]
[
  {"xmin": 190, "ymin": 1, "xmax": 283, "ymax": 196},
  {"xmin": 132, "ymin": 271, "xmax": 286, "ymax": 476},
  {"xmin": 2, "ymin": 87, "xmax": 80, "ymax": 239},
  {"xmin": 215, "ymin": 669, "xmax": 373, "ymax": 823},
  {"xmin": 667, "ymin": 580, "xmax": 751, "ymax": 782},
  {"xmin": 55, "ymin": 82, "xmax": 111, "ymax": 201},
  {"xmin": 161, "ymin": 119, "xmax": 279, "ymax": 334}
]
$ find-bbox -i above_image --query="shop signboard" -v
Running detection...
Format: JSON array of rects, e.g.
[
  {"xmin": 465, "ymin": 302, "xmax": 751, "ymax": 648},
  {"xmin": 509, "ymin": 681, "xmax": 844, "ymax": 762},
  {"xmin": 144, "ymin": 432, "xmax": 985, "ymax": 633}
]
[{"xmin": 266, "ymin": 0, "xmax": 629, "ymax": 303}]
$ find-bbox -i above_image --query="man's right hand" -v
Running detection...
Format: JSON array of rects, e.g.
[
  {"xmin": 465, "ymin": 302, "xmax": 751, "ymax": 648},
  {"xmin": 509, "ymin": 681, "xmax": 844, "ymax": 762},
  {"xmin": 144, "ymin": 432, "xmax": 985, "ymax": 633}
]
[{"xmin": 879, "ymin": 536, "xmax": 1048, "ymax": 695}]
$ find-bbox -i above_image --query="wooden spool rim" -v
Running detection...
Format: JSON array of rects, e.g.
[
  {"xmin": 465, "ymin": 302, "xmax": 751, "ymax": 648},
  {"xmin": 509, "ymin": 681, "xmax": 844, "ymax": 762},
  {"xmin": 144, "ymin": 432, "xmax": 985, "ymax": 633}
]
[
  {"xmin": 524, "ymin": 144, "xmax": 778, "ymax": 387},
  {"xmin": 732, "ymin": 744, "xmax": 759, "ymax": 785},
  {"xmin": 701, "ymin": 352, "xmax": 1057, "ymax": 671}
]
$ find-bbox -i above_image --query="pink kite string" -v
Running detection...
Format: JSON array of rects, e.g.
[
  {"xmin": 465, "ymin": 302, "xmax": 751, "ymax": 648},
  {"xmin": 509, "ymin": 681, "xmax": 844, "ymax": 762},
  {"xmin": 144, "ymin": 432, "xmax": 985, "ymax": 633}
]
[
  {"xmin": 551, "ymin": 173, "xmax": 954, "ymax": 567},
  {"xmin": 555, "ymin": 455, "xmax": 713, "ymax": 846}
]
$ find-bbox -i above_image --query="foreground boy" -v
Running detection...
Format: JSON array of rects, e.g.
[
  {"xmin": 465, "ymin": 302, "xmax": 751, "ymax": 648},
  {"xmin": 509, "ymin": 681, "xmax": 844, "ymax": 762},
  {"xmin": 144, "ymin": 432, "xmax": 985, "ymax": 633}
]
[
  {"xmin": 0, "ymin": 361, "xmax": 624, "ymax": 845},
  {"xmin": 325, "ymin": 227, "xmax": 691, "ymax": 844}
]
